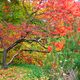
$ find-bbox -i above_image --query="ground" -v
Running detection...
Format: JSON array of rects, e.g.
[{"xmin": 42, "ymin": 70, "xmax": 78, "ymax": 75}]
[{"xmin": 0, "ymin": 64, "xmax": 49, "ymax": 80}]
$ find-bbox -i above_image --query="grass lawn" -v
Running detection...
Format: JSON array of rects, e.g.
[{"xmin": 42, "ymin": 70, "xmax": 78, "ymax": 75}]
[{"xmin": 0, "ymin": 64, "xmax": 49, "ymax": 80}]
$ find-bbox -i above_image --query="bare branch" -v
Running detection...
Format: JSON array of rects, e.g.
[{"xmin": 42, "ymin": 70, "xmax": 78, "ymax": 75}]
[
  {"xmin": 21, "ymin": 49, "xmax": 49, "ymax": 53},
  {"xmin": 7, "ymin": 51, "xmax": 20, "ymax": 65},
  {"xmin": 6, "ymin": 37, "xmax": 26, "ymax": 52},
  {"xmin": 38, "ymin": 42, "xmax": 47, "ymax": 49},
  {"xmin": 6, "ymin": 37, "xmax": 47, "ymax": 52}
]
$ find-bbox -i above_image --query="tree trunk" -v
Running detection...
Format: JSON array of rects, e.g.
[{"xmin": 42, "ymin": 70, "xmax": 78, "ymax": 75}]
[{"xmin": 2, "ymin": 49, "xmax": 8, "ymax": 69}]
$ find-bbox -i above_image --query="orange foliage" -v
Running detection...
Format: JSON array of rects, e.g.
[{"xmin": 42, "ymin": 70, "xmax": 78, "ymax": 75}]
[{"xmin": 52, "ymin": 40, "xmax": 65, "ymax": 51}]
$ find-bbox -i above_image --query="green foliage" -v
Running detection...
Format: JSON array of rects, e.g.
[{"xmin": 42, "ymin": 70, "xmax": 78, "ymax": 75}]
[
  {"xmin": 0, "ymin": 1, "xmax": 25, "ymax": 24},
  {"xmin": 0, "ymin": 2, "xmax": 4, "ymax": 21},
  {"xmin": 10, "ymin": 63, "xmax": 48, "ymax": 80}
]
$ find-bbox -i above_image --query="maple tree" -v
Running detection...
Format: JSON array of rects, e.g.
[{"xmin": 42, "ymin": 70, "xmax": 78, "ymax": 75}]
[
  {"xmin": 0, "ymin": 0, "xmax": 80, "ymax": 72},
  {"xmin": 0, "ymin": 22, "xmax": 49, "ymax": 68},
  {"xmin": 0, "ymin": 0, "xmax": 49, "ymax": 68}
]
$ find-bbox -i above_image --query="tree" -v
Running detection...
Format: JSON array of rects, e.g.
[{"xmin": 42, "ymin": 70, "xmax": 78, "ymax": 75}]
[{"xmin": 0, "ymin": 0, "xmax": 80, "ymax": 69}]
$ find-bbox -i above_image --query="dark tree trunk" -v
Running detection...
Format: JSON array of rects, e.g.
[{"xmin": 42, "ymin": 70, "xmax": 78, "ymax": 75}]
[
  {"xmin": 1, "ymin": 38, "xmax": 25, "ymax": 68},
  {"xmin": 2, "ymin": 49, "xmax": 8, "ymax": 69}
]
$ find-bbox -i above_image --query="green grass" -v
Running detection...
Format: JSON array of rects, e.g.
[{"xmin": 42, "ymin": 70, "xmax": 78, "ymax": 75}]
[{"xmin": 0, "ymin": 63, "xmax": 49, "ymax": 80}]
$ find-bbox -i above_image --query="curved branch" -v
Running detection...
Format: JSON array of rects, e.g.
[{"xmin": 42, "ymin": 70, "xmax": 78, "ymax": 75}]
[
  {"xmin": 6, "ymin": 37, "xmax": 48, "ymax": 65},
  {"xmin": 6, "ymin": 37, "xmax": 26, "ymax": 52},
  {"xmin": 6, "ymin": 36, "xmax": 48, "ymax": 52}
]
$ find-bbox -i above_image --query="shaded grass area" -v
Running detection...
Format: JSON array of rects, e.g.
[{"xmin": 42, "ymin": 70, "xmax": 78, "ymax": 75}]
[{"xmin": 0, "ymin": 63, "xmax": 49, "ymax": 80}]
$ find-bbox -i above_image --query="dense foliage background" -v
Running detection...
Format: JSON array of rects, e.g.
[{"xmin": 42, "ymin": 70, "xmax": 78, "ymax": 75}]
[{"xmin": 0, "ymin": 0, "xmax": 80, "ymax": 80}]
